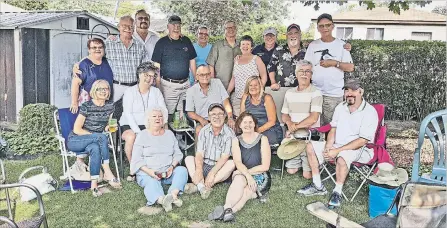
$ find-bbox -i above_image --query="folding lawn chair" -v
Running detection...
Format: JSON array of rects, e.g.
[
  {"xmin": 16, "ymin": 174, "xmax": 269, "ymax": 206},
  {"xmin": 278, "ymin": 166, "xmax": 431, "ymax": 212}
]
[
  {"xmin": 169, "ymin": 98, "xmax": 196, "ymax": 157},
  {"xmin": 312, "ymin": 103, "xmax": 387, "ymax": 201},
  {"xmin": 53, "ymin": 108, "xmax": 120, "ymax": 193},
  {"xmin": 411, "ymin": 109, "xmax": 447, "ymax": 185}
]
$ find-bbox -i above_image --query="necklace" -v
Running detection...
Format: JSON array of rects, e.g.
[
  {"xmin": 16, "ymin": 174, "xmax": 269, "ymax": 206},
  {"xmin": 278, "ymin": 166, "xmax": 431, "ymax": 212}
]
[{"xmin": 138, "ymin": 86, "xmax": 150, "ymax": 112}]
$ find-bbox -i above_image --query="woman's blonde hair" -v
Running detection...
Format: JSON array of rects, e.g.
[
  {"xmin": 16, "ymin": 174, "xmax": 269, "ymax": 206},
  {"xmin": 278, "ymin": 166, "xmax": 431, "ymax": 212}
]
[
  {"xmin": 144, "ymin": 105, "xmax": 168, "ymax": 129},
  {"xmin": 89, "ymin": 80, "xmax": 111, "ymax": 100},
  {"xmin": 243, "ymin": 76, "xmax": 264, "ymax": 96}
]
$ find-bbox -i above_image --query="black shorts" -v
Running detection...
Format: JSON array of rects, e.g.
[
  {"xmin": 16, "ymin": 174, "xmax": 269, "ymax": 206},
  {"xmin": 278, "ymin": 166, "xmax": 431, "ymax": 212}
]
[{"xmin": 121, "ymin": 125, "xmax": 146, "ymax": 133}]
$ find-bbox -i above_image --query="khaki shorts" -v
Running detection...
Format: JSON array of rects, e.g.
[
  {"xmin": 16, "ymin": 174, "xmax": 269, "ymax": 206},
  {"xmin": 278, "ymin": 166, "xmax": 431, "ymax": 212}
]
[
  {"xmin": 285, "ymin": 154, "xmax": 311, "ymax": 172},
  {"xmin": 309, "ymin": 141, "xmax": 373, "ymax": 169},
  {"xmin": 322, "ymin": 96, "xmax": 343, "ymax": 126}
]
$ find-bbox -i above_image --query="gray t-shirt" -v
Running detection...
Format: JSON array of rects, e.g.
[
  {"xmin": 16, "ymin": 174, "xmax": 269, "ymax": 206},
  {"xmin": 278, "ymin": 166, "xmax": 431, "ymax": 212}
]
[
  {"xmin": 79, "ymin": 100, "xmax": 115, "ymax": 133},
  {"xmin": 185, "ymin": 79, "xmax": 229, "ymax": 119}
]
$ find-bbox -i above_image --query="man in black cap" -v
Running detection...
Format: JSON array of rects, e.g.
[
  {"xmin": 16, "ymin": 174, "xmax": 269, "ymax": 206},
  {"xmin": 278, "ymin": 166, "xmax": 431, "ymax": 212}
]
[
  {"xmin": 152, "ymin": 15, "xmax": 197, "ymax": 119},
  {"xmin": 304, "ymin": 13, "xmax": 355, "ymax": 126},
  {"xmin": 252, "ymin": 27, "xmax": 279, "ymax": 87}
]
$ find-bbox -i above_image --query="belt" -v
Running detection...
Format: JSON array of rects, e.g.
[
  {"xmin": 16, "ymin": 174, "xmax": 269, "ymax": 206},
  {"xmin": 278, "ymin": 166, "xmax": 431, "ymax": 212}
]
[
  {"xmin": 161, "ymin": 77, "xmax": 188, "ymax": 84},
  {"xmin": 113, "ymin": 80, "xmax": 137, "ymax": 86}
]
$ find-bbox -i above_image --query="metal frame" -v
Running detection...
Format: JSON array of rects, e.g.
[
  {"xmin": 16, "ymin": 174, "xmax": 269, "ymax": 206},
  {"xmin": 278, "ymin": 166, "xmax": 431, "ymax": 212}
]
[{"xmin": 53, "ymin": 109, "xmax": 121, "ymax": 193}]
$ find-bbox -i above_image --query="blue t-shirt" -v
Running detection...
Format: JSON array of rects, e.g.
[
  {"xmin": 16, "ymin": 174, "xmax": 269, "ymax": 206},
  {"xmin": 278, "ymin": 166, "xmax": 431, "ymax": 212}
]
[
  {"xmin": 78, "ymin": 57, "xmax": 114, "ymax": 95},
  {"xmin": 189, "ymin": 43, "xmax": 212, "ymax": 85}
]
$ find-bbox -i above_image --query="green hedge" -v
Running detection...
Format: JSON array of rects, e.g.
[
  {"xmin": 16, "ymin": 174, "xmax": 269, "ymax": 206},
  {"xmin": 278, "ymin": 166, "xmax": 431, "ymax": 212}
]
[{"xmin": 1, "ymin": 103, "xmax": 58, "ymax": 156}]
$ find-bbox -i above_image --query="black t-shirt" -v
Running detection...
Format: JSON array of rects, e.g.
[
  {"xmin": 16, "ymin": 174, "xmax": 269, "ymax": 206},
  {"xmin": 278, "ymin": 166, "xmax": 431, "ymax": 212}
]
[
  {"xmin": 151, "ymin": 35, "xmax": 197, "ymax": 80},
  {"xmin": 252, "ymin": 43, "xmax": 278, "ymax": 86}
]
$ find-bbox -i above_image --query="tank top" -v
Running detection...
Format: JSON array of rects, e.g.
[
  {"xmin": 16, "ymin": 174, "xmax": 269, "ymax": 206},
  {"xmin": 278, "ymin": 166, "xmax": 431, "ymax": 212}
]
[
  {"xmin": 238, "ymin": 133, "xmax": 263, "ymax": 169},
  {"xmin": 233, "ymin": 55, "xmax": 259, "ymax": 99}
]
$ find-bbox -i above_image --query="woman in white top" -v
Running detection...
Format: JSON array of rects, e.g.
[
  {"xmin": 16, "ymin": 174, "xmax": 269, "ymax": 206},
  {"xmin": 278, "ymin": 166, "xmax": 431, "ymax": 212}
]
[
  {"xmin": 120, "ymin": 62, "xmax": 168, "ymax": 181},
  {"xmin": 227, "ymin": 35, "xmax": 267, "ymax": 117}
]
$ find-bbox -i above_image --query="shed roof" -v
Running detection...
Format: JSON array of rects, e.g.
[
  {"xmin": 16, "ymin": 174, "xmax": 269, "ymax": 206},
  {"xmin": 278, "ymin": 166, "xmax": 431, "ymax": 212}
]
[
  {"xmin": 0, "ymin": 10, "xmax": 117, "ymax": 29},
  {"xmin": 312, "ymin": 7, "xmax": 446, "ymax": 25}
]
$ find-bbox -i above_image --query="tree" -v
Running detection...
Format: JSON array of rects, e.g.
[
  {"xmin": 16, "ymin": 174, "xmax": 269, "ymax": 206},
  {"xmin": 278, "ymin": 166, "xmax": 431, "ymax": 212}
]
[
  {"xmin": 116, "ymin": 1, "xmax": 147, "ymax": 18},
  {"xmin": 48, "ymin": 0, "xmax": 114, "ymax": 16},
  {"xmin": 5, "ymin": 0, "xmax": 49, "ymax": 10},
  {"xmin": 153, "ymin": 0, "xmax": 289, "ymax": 36},
  {"xmin": 299, "ymin": 1, "xmax": 432, "ymax": 14},
  {"xmin": 432, "ymin": 5, "xmax": 447, "ymax": 16}
]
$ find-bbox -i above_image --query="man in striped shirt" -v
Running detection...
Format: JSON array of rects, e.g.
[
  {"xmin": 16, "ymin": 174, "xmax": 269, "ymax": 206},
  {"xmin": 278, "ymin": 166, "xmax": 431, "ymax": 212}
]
[{"xmin": 281, "ymin": 60, "xmax": 323, "ymax": 178}]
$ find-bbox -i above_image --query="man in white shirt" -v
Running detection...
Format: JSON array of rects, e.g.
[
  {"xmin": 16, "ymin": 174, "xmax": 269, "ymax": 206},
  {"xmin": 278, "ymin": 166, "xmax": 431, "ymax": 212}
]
[
  {"xmin": 304, "ymin": 13, "xmax": 354, "ymax": 126},
  {"xmin": 297, "ymin": 79, "xmax": 378, "ymax": 208},
  {"xmin": 133, "ymin": 9, "xmax": 159, "ymax": 60}
]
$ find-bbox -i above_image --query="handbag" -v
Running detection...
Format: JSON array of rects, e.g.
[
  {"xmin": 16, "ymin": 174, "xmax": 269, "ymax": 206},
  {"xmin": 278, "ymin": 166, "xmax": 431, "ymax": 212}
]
[{"xmin": 18, "ymin": 166, "xmax": 57, "ymax": 202}]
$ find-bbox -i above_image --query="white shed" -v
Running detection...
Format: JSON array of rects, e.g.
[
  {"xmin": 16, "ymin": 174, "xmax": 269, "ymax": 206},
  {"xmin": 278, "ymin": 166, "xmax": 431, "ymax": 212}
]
[{"xmin": 0, "ymin": 11, "xmax": 118, "ymax": 122}]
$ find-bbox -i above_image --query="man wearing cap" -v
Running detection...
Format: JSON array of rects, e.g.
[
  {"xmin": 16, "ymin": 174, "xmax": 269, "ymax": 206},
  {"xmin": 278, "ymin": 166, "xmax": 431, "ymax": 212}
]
[
  {"xmin": 297, "ymin": 78, "xmax": 378, "ymax": 208},
  {"xmin": 184, "ymin": 103, "xmax": 236, "ymax": 199},
  {"xmin": 280, "ymin": 60, "xmax": 322, "ymax": 177},
  {"xmin": 206, "ymin": 21, "xmax": 242, "ymax": 89},
  {"xmin": 152, "ymin": 15, "xmax": 197, "ymax": 118},
  {"xmin": 185, "ymin": 65, "xmax": 235, "ymax": 137},
  {"xmin": 252, "ymin": 27, "xmax": 278, "ymax": 87},
  {"xmin": 304, "ymin": 13, "xmax": 355, "ymax": 126},
  {"xmin": 189, "ymin": 26, "xmax": 213, "ymax": 86}
]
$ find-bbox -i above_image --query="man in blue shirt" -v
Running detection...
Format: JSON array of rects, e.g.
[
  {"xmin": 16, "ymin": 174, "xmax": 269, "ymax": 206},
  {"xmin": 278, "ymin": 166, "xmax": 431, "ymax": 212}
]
[
  {"xmin": 190, "ymin": 26, "xmax": 212, "ymax": 85},
  {"xmin": 252, "ymin": 27, "xmax": 278, "ymax": 87}
]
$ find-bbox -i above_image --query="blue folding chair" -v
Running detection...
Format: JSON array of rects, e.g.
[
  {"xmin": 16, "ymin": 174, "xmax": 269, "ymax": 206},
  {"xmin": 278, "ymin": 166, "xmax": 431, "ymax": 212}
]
[
  {"xmin": 411, "ymin": 109, "xmax": 447, "ymax": 185},
  {"xmin": 53, "ymin": 108, "xmax": 120, "ymax": 193}
]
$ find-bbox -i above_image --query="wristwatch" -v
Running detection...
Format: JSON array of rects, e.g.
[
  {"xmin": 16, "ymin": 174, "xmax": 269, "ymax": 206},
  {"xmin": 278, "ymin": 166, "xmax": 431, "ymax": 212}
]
[{"xmin": 336, "ymin": 61, "xmax": 340, "ymax": 68}]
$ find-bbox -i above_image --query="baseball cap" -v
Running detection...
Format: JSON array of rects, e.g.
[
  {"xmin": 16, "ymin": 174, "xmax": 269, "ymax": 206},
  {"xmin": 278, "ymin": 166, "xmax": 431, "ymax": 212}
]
[
  {"xmin": 343, "ymin": 78, "xmax": 362, "ymax": 90},
  {"xmin": 317, "ymin": 13, "xmax": 333, "ymax": 24},
  {"xmin": 208, "ymin": 103, "xmax": 226, "ymax": 114},
  {"xmin": 263, "ymin": 27, "xmax": 277, "ymax": 36},
  {"xmin": 287, "ymin": 23, "xmax": 301, "ymax": 32},
  {"xmin": 168, "ymin": 15, "xmax": 181, "ymax": 24}
]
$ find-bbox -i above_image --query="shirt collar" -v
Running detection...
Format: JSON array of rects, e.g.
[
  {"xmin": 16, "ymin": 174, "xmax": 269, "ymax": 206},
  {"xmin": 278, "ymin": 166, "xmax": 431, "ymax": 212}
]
[
  {"xmin": 343, "ymin": 98, "xmax": 367, "ymax": 114},
  {"xmin": 223, "ymin": 37, "xmax": 238, "ymax": 47},
  {"xmin": 263, "ymin": 43, "xmax": 278, "ymax": 52},
  {"xmin": 168, "ymin": 34, "xmax": 183, "ymax": 42},
  {"xmin": 133, "ymin": 31, "xmax": 156, "ymax": 42},
  {"xmin": 198, "ymin": 81, "xmax": 212, "ymax": 93},
  {"xmin": 208, "ymin": 124, "xmax": 226, "ymax": 136},
  {"xmin": 114, "ymin": 35, "xmax": 134, "ymax": 46}
]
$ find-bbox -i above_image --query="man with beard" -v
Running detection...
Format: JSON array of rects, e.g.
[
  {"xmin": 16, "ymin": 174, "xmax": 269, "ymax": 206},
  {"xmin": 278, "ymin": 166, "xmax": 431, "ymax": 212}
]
[
  {"xmin": 280, "ymin": 60, "xmax": 322, "ymax": 177},
  {"xmin": 206, "ymin": 21, "xmax": 241, "ymax": 89},
  {"xmin": 152, "ymin": 15, "xmax": 197, "ymax": 119},
  {"xmin": 305, "ymin": 13, "xmax": 355, "ymax": 126},
  {"xmin": 297, "ymin": 78, "xmax": 378, "ymax": 208},
  {"xmin": 133, "ymin": 9, "xmax": 159, "ymax": 60},
  {"xmin": 252, "ymin": 27, "xmax": 278, "ymax": 87}
]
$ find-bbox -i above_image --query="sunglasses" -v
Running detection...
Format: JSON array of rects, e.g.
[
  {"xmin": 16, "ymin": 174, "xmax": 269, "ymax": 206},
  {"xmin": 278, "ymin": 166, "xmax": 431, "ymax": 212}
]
[{"xmin": 318, "ymin": 23, "xmax": 333, "ymax": 29}]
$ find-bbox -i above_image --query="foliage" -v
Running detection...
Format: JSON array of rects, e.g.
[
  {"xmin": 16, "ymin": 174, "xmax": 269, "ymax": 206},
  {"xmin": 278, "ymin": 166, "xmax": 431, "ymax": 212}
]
[
  {"xmin": 432, "ymin": 5, "xmax": 447, "ymax": 16},
  {"xmin": 347, "ymin": 40, "xmax": 446, "ymax": 121},
  {"xmin": 47, "ymin": 0, "xmax": 113, "ymax": 16},
  {"xmin": 5, "ymin": 0, "xmax": 48, "ymax": 10},
  {"xmin": 300, "ymin": 0, "xmax": 432, "ymax": 14},
  {"xmin": 0, "ymin": 104, "xmax": 58, "ymax": 156},
  {"xmin": 116, "ymin": 1, "xmax": 147, "ymax": 18},
  {"xmin": 153, "ymin": 0, "xmax": 289, "ymax": 36}
]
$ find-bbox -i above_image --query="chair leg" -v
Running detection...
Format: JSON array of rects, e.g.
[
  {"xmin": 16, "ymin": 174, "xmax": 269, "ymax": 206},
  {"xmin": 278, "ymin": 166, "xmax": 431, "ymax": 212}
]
[
  {"xmin": 350, "ymin": 163, "xmax": 377, "ymax": 202},
  {"xmin": 108, "ymin": 132, "xmax": 120, "ymax": 182},
  {"xmin": 63, "ymin": 154, "xmax": 75, "ymax": 194},
  {"xmin": 281, "ymin": 160, "xmax": 285, "ymax": 179},
  {"xmin": 5, "ymin": 188, "xmax": 12, "ymax": 220},
  {"xmin": 117, "ymin": 129, "xmax": 124, "ymax": 179}
]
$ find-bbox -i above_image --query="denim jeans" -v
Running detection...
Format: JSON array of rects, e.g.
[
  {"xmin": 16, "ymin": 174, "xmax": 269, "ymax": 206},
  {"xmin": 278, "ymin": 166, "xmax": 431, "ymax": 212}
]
[
  {"xmin": 67, "ymin": 132, "xmax": 110, "ymax": 179},
  {"xmin": 136, "ymin": 166, "xmax": 188, "ymax": 206}
]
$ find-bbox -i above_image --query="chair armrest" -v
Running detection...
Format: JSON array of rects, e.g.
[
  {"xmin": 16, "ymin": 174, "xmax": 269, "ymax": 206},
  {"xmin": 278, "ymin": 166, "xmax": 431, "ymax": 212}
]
[
  {"xmin": 411, "ymin": 148, "xmax": 421, "ymax": 182},
  {"xmin": 309, "ymin": 124, "xmax": 332, "ymax": 133},
  {"xmin": 55, "ymin": 135, "xmax": 65, "ymax": 142},
  {"xmin": 0, "ymin": 183, "xmax": 46, "ymax": 217},
  {"xmin": 0, "ymin": 216, "xmax": 18, "ymax": 228}
]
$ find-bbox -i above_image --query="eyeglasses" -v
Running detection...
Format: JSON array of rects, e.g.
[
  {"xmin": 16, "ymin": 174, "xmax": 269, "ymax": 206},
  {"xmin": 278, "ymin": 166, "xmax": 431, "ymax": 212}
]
[
  {"xmin": 90, "ymin": 46, "xmax": 104, "ymax": 50},
  {"xmin": 209, "ymin": 113, "xmax": 225, "ymax": 118},
  {"xmin": 96, "ymin": 87, "xmax": 110, "ymax": 92},
  {"xmin": 198, "ymin": 32, "xmax": 209, "ymax": 36},
  {"xmin": 318, "ymin": 23, "xmax": 333, "ymax": 29},
  {"xmin": 120, "ymin": 24, "xmax": 134, "ymax": 30},
  {"xmin": 197, "ymin": 73, "xmax": 211, "ymax": 77},
  {"xmin": 142, "ymin": 73, "xmax": 156, "ymax": 78},
  {"xmin": 137, "ymin": 17, "xmax": 149, "ymax": 21},
  {"xmin": 297, "ymin": 70, "xmax": 313, "ymax": 75}
]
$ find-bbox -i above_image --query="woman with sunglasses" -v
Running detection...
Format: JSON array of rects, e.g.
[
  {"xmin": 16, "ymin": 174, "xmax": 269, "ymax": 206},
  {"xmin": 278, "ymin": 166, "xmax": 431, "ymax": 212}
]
[
  {"xmin": 69, "ymin": 38, "xmax": 113, "ymax": 114},
  {"xmin": 120, "ymin": 62, "xmax": 168, "ymax": 181},
  {"xmin": 67, "ymin": 80, "xmax": 122, "ymax": 197}
]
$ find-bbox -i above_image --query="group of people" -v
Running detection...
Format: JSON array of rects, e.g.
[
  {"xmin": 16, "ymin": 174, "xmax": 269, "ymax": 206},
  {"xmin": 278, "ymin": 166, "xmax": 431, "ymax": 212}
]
[{"xmin": 66, "ymin": 9, "xmax": 380, "ymax": 221}]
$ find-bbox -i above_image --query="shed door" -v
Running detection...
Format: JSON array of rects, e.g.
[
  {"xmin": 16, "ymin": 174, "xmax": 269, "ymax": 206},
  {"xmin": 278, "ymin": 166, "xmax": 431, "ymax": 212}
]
[
  {"xmin": 50, "ymin": 31, "xmax": 90, "ymax": 108},
  {"xmin": 0, "ymin": 30, "xmax": 16, "ymax": 122}
]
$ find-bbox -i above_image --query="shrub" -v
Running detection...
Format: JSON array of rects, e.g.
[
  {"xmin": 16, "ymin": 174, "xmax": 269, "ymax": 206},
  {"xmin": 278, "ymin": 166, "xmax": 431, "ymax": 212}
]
[{"xmin": 0, "ymin": 103, "xmax": 58, "ymax": 156}]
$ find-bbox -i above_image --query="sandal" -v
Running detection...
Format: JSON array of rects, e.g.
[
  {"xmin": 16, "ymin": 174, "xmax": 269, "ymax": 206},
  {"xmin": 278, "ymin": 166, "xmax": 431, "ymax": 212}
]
[
  {"xmin": 223, "ymin": 208, "xmax": 235, "ymax": 222},
  {"xmin": 105, "ymin": 178, "xmax": 122, "ymax": 189},
  {"xmin": 92, "ymin": 188, "xmax": 103, "ymax": 197},
  {"xmin": 126, "ymin": 174, "xmax": 136, "ymax": 182}
]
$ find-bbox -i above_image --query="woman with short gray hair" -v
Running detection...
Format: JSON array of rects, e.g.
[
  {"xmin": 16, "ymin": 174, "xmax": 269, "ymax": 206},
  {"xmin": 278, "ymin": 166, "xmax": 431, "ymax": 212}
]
[
  {"xmin": 120, "ymin": 62, "xmax": 168, "ymax": 181},
  {"xmin": 131, "ymin": 106, "xmax": 187, "ymax": 215}
]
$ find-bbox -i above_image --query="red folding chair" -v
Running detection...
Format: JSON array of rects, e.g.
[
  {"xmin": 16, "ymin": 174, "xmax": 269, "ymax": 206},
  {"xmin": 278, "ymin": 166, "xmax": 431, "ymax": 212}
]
[{"xmin": 311, "ymin": 103, "xmax": 387, "ymax": 202}]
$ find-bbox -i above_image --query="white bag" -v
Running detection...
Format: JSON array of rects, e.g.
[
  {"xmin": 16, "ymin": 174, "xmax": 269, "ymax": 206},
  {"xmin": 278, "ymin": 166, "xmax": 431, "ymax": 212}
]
[{"xmin": 18, "ymin": 166, "xmax": 57, "ymax": 202}]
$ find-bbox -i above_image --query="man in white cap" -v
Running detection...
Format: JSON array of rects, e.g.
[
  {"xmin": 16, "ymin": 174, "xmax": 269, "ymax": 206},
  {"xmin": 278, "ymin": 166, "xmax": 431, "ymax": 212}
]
[
  {"xmin": 297, "ymin": 78, "xmax": 378, "ymax": 208},
  {"xmin": 252, "ymin": 27, "xmax": 278, "ymax": 87}
]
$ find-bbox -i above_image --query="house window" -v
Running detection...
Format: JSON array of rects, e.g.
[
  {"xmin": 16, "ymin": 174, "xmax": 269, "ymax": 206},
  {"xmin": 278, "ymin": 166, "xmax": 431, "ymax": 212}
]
[
  {"xmin": 77, "ymin": 17, "xmax": 89, "ymax": 30},
  {"xmin": 366, "ymin": 28, "xmax": 384, "ymax": 40},
  {"xmin": 411, "ymin": 32, "xmax": 432, "ymax": 41},
  {"xmin": 336, "ymin": 27, "xmax": 353, "ymax": 40}
]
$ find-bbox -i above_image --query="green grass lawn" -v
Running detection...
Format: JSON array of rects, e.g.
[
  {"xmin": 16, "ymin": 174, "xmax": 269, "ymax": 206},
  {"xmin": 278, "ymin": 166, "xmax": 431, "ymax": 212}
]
[{"xmin": 1, "ymin": 154, "xmax": 371, "ymax": 228}]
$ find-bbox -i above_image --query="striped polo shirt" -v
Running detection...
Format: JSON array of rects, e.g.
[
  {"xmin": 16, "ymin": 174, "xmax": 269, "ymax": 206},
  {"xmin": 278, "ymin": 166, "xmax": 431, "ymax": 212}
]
[{"xmin": 281, "ymin": 84, "xmax": 323, "ymax": 137}]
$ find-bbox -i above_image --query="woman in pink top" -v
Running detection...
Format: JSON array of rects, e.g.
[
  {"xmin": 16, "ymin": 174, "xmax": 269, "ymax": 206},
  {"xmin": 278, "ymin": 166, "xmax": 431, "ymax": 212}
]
[{"xmin": 227, "ymin": 35, "xmax": 267, "ymax": 117}]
